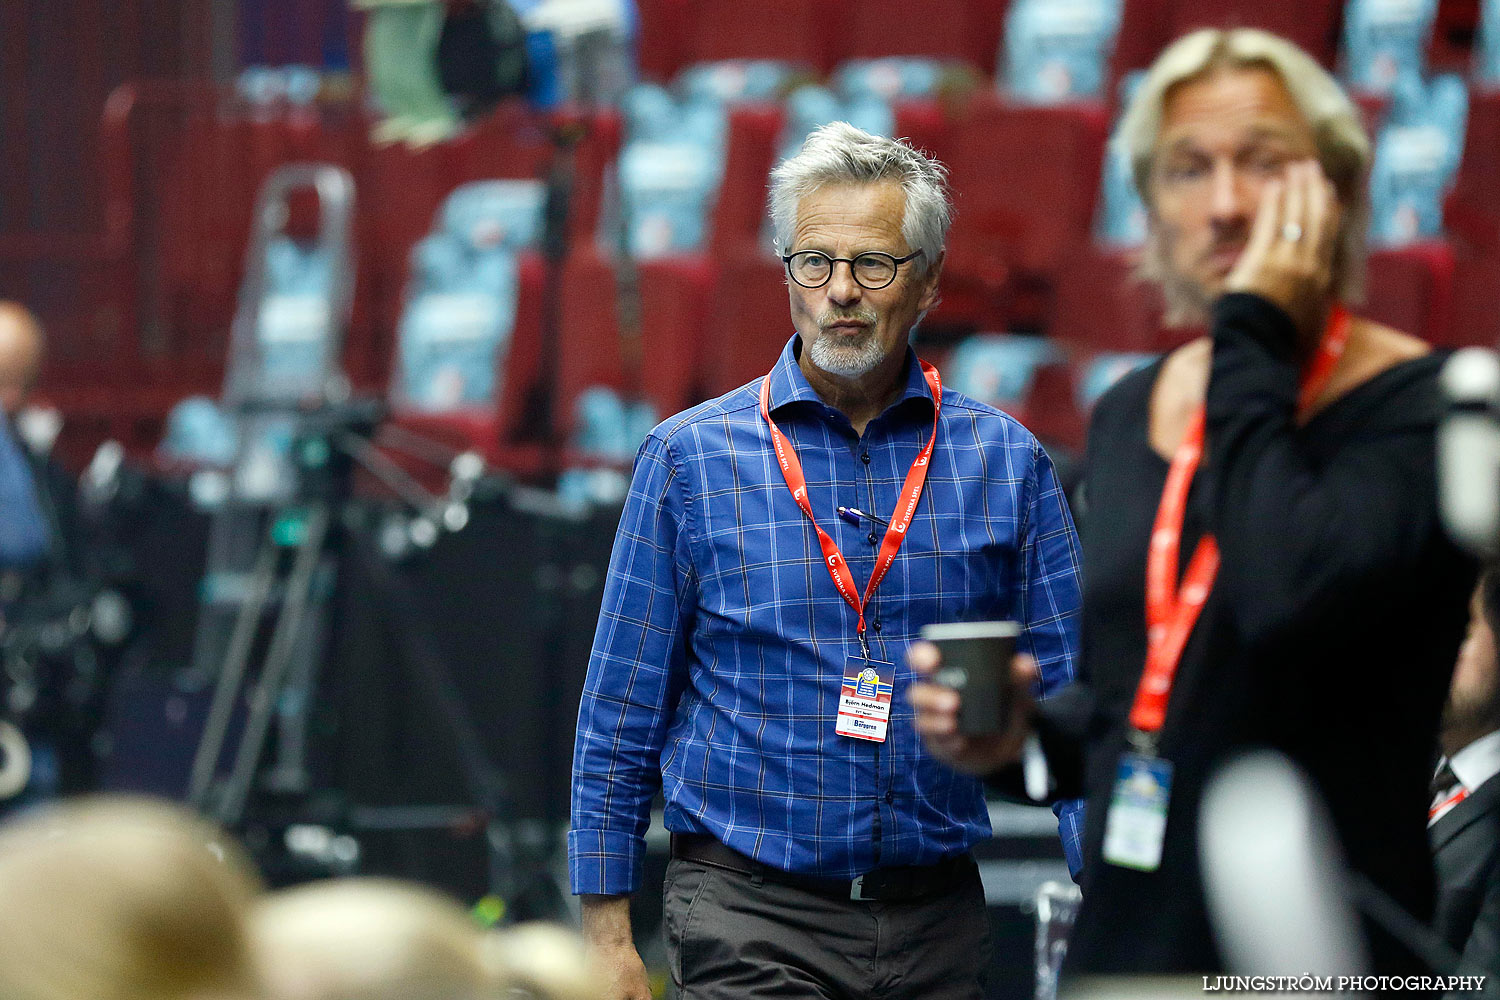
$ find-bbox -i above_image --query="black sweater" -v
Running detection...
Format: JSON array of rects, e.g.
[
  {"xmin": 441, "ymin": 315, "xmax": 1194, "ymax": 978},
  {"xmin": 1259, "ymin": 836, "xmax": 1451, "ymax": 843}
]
[{"xmin": 1053, "ymin": 293, "xmax": 1477, "ymax": 973}]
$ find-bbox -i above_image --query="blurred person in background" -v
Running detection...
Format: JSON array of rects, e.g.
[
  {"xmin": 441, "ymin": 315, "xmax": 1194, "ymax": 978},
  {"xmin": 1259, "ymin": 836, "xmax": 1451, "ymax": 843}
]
[
  {"xmin": 0, "ymin": 795, "xmax": 264, "ymax": 1000},
  {"xmin": 355, "ymin": 0, "xmax": 528, "ymax": 146},
  {"xmin": 0, "ymin": 301, "xmax": 67, "ymax": 582},
  {"xmin": 911, "ymin": 27, "xmax": 1476, "ymax": 976},
  {"xmin": 0, "ymin": 302, "xmax": 106, "ymax": 808},
  {"xmin": 571, "ymin": 122, "xmax": 1084, "ymax": 999},
  {"xmin": 0, "ymin": 301, "xmax": 44, "ymax": 418},
  {"xmin": 1429, "ymin": 570, "xmax": 1500, "ymax": 985}
]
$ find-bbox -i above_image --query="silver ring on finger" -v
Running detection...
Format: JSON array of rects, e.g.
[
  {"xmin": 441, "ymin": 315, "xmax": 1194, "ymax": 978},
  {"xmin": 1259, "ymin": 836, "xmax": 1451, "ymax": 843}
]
[{"xmin": 1281, "ymin": 221, "xmax": 1304, "ymax": 243}]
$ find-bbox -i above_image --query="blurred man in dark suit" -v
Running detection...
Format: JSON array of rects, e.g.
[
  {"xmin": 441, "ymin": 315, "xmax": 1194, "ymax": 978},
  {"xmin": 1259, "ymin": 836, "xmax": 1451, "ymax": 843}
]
[{"xmin": 1431, "ymin": 569, "xmax": 1500, "ymax": 986}]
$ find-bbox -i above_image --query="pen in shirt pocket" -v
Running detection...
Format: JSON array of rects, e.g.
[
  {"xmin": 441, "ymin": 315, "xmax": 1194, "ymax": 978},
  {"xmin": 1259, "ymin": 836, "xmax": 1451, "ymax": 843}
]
[{"xmin": 836, "ymin": 505, "xmax": 890, "ymax": 528}]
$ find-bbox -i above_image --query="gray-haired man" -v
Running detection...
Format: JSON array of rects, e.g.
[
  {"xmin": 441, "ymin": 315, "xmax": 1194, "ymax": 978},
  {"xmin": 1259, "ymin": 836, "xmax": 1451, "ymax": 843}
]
[{"xmin": 570, "ymin": 123, "xmax": 1084, "ymax": 999}]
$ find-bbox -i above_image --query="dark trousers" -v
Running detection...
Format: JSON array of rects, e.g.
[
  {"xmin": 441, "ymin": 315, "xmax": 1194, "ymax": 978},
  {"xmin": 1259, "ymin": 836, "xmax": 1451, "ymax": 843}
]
[{"xmin": 662, "ymin": 856, "xmax": 992, "ymax": 999}]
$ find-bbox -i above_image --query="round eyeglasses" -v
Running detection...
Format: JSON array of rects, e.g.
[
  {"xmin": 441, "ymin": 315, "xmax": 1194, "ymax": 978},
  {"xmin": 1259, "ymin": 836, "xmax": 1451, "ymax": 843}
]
[{"xmin": 781, "ymin": 249, "xmax": 924, "ymax": 290}]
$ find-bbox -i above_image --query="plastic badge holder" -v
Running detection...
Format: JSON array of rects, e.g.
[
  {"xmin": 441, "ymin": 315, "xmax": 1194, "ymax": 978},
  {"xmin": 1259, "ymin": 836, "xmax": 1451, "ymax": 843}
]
[{"xmin": 1002, "ymin": 0, "xmax": 1123, "ymax": 104}]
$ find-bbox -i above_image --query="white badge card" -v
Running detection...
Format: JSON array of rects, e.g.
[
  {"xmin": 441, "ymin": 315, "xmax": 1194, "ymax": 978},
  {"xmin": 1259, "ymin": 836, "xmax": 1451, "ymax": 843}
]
[
  {"xmin": 1102, "ymin": 752, "xmax": 1173, "ymax": 872},
  {"xmin": 836, "ymin": 658, "xmax": 893, "ymax": 742}
]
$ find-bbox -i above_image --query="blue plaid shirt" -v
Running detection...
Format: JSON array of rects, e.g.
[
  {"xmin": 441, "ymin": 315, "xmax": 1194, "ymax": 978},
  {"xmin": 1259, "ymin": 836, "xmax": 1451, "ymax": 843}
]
[{"xmin": 570, "ymin": 337, "xmax": 1085, "ymax": 894}]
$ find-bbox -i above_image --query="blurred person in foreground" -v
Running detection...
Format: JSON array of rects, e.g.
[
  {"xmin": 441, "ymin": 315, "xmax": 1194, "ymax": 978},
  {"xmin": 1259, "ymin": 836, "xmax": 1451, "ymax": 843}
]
[
  {"xmin": 250, "ymin": 877, "xmax": 601, "ymax": 1000},
  {"xmin": 0, "ymin": 794, "xmax": 264, "ymax": 1000},
  {"xmin": 1429, "ymin": 570, "xmax": 1500, "ymax": 984},
  {"xmin": 571, "ymin": 121, "xmax": 1084, "ymax": 999},
  {"xmin": 911, "ymin": 27, "xmax": 1477, "ymax": 975}
]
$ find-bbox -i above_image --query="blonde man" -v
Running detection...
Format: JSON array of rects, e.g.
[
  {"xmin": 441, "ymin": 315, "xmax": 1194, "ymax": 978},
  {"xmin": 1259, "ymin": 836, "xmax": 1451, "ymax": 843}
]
[{"xmin": 913, "ymin": 28, "xmax": 1477, "ymax": 976}]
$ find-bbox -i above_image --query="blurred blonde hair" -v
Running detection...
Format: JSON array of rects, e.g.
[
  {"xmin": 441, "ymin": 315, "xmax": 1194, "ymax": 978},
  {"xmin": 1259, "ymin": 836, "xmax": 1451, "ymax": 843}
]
[
  {"xmin": 0, "ymin": 795, "xmax": 264, "ymax": 1000},
  {"xmin": 251, "ymin": 878, "xmax": 492, "ymax": 1000},
  {"xmin": 482, "ymin": 922, "xmax": 605, "ymax": 1000},
  {"xmin": 1115, "ymin": 28, "xmax": 1372, "ymax": 324}
]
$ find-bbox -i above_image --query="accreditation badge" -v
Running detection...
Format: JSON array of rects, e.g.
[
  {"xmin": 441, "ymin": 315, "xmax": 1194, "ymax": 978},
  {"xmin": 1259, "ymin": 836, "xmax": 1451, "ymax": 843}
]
[
  {"xmin": 1102, "ymin": 752, "xmax": 1173, "ymax": 872},
  {"xmin": 836, "ymin": 658, "xmax": 893, "ymax": 742}
]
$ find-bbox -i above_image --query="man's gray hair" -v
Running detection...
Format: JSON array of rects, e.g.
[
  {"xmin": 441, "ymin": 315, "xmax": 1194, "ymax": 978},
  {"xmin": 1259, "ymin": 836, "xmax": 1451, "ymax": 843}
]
[
  {"xmin": 768, "ymin": 122, "xmax": 953, "ymax": 271},
  {"xmin": 1116, "ymin": 28, "xmax": 1372, "ymax": 323}
]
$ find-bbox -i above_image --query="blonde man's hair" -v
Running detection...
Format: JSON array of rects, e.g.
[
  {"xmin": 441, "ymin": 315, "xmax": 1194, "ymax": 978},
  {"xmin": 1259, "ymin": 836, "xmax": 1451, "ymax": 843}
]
[{"xmin": 1115, "ymin": 28, "xmax": 1372, "ymax": 324}]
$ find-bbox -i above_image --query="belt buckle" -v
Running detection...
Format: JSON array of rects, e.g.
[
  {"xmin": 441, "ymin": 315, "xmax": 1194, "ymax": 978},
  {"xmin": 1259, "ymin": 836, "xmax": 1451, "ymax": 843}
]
[{"xmin": 849, "ymin": 874, "xmax": 868, "ymax": 901}]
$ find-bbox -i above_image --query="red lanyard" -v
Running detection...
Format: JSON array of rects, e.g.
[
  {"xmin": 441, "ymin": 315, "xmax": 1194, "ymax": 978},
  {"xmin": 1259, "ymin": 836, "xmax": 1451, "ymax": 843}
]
[
  {"xmin": 1430, "ymin": 785, "xmax": 1469, "ymax": 822},
  {"xmin": 1129, "ymin": 306, "xmax": 1352, "ymax": 736},
  {"xmin": 760, "ymin": 361, "xmax": 943, "ymax": 657}
]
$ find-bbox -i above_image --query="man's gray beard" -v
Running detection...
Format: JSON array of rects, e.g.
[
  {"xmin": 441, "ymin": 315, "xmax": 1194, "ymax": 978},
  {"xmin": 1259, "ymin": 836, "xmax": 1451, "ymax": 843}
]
[{"xmin": 809, "ymin": 330, "xmax": 885, "ymax": 377}]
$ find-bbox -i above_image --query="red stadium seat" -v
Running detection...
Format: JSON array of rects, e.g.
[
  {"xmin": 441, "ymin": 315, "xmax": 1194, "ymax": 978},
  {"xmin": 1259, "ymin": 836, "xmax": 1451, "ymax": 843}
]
[
  {"xmin": 564, "ymin": 108, "xmax": 625, "ymax": 247},
  {"xmin": 833, "ymin": 0, "xmax": 1008, "ymax": 70},
  {"xmin": 1427, "ymin": 0, "xmax": 1483, "ymax": 74},
  {"xmin": 1164, "ymin": 0, "xmax": 1342, "ymax": 67},
  {"xmin": 679, "ymin": 0, "xmax": 836, "ymax": 71},
  {"xmin": 556, "ymin": 251, "xmax": 715, "ymax": 428},
  {"xmin": 893, "ymin": 100, "xmax": 956, "ymax": 166},
  {"xmin": 1110, "ymin": 0, "xmax": 1175, "ymax": 80},
  {"xmin": 1445, "ymin": 89, "xmax": 1500, "ymax": 254},
  {"xmin": 557, "ymin": 249, "xmax": 628, "ymax": 438},
  {"xmin": 964, "ymin": 0, "xmax": 1012, "ymax": 75},
  {"xmin": 637, "ymin": 256, "xmax": 716, "ymax": 415},
  {"xmin": 389, "ymin": 252, "xmax": 551, "ymax": 476},
  {"xmin": 363, "ymin": 139, "xmax": 460, "ymax": 380},
  {"xmin": 1022, "ymin": 361, "xmax": 1088, "ymax": 454},
  {"xmin": 1363, "ymin": 241, "xmax": 1456, "ymax": 347},
  {"xmin": 449, "ymin": 103, "xmax": 555, "ymax": 185},
  {"xmin": 702, "ymin": 249, "xmax": 792, "ymax": 398},
  {"xmin": 1449, "ymin": 247, "xmax": 1500, "ymax": 350},
  {"xmin": 1051, "ymin": 246, "xmax": 1170, "ymax": 353},
  {"xmin": 635, "ymin": 0, "xmax": 689, "ymax": 82},
  {"xmin": 940, "ymin": 95, "xmax": 1110, "ymax": 329},
  {"xmin": 1111, "ymin": 0, "xmax": 1341, "ymax": 86},
  {"xmin": 710, "ymin": 104, "xmax": 783, "ymax": 255}
]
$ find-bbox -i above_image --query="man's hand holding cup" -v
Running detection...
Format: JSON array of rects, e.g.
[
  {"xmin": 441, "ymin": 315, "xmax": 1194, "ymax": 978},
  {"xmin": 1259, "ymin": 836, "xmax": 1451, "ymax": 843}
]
[{"xmin": 908, "ymin": 623, "xmax": 1038, "ymax": 777}]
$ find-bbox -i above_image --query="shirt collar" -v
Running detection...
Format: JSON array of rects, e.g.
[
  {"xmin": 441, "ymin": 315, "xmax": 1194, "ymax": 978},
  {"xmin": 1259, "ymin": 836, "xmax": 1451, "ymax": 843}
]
[
  {"xmin": 764, "ymin": 334, "xmax": 935, "ymax": 418},
  {"xmin": 1449, "ymin": 728, "xmax": 1500, "ymax": 791}
]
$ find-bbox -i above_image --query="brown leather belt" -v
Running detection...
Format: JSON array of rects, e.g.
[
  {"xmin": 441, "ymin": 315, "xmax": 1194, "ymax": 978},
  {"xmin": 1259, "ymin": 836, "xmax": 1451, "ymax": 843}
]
[{"xmin": 670, "ymin": 833, "xmax": 972, "ymax": 902}]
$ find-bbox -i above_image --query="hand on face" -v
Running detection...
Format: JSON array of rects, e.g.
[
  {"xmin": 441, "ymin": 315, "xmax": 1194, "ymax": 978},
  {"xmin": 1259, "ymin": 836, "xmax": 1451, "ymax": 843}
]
[
  {"xmin": 1223, "ymin": 158, "xmax": 1342, "ymax": 340},
  {"xmin": 907, "ymin": 640, "xmax": 1038, "ymax": 776}
]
